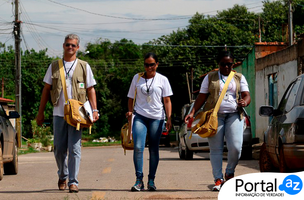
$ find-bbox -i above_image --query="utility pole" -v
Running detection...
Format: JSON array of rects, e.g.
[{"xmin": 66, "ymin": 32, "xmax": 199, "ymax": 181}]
[
  {"xmin": 1, "ymin": 78, "xmax": 4, "ymax": 98},
  {"xmin": 191, "ymin": 66, "xmax": 193, "ymax": 102},
  {"xmin": 288, "ymin": 0, "xmax": 293, "ymax": 46},
  {"xmin": 14, "ymin": 0, "xmax": 22, "ymax": 147},
  {"xmin": 259, "ymin": 15, "xmax": 262, "ymax": 42}
]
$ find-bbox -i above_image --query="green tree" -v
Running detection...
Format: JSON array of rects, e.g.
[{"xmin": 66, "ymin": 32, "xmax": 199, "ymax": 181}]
[
  {"xmin": 0, "ymin": 44, "xmax": 16, "ymax": 100},
  {"xmin": 146, "ymin": 6, "xmax": 259, "ymax": 114},
  {"xmin": 293, "ymin": 0, "xmax": 304, "ymax": 39},
  {"xmin": 0, "ymin": 46, "xmax": 53, "ymax": 138},
  {"xmin": 2, "ymin": 1, "xmax": 304, "ymax": 140},
  {"xmin": 261, "ymin": 0, "xmax": 288, "ymax": 42},
  {"xmin": 78, "ymin": 39, "xmax": 143, "ymax": 138},
  {"xmin": 21, "ymin": 49, "xmax": 53, "ymax": 138}
]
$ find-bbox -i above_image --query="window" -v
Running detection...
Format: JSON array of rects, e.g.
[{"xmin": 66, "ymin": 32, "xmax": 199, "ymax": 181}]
[
  {"xmin": 285, "ymin": 79, "xmax": 301, "ymax": 112},
  {"xmin": 0, "ymin": 104, "xmax": 6, "ymax": 117},
  {"xmin": 268, "ymin": 73, "xmax": 278, "ymax": 108},
  {"xmin": 277, "ymin": 79, "xmax": 301, "ymax": 113}
]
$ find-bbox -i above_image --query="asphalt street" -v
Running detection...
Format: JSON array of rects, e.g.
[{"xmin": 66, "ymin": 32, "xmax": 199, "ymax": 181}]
[{"xmin": 0, "ymin": 146, "xmax": 260, "ymax": 200}]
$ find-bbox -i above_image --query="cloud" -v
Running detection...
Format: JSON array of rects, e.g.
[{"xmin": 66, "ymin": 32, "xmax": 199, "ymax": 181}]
[{"xmin": 0, "ymin": 0, "xmax": 264, "ymax": 57}]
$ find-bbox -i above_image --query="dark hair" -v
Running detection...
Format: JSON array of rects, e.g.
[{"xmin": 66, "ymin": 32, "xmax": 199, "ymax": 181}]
[
  {"xmin": 144, "ymin": 52, "xmax": 158, "ymax": 63},
  {"xmin": 217, "ymin": 50, "xmax": 234, "ymax": 63}
]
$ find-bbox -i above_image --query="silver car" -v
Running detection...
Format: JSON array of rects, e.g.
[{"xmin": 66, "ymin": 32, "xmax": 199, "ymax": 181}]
[
  {"xmin": 177, "ymin": 102, "xmax": 252, "ymax": 160},
  {"xmin": 0, "ymin": 102, "xmax": 20, "ymax": 180}
]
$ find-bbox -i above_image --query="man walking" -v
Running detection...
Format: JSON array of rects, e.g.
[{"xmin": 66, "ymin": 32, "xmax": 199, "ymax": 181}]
[{"xmin": 36, "ymin": 33, "xmax": 99, "ymax": 193}]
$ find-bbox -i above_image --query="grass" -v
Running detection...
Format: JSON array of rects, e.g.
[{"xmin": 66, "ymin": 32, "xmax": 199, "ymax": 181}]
[
  {"xmin": 18, "ymin": 138, "xmax": 121, "ymax": 154},
  {"xmin": 18, "ymin": 146, "xmax": 39, "ymax": 155}
]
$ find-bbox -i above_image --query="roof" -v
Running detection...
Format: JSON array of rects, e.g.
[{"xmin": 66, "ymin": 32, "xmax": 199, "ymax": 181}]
[{"xmin": 0, "ymin": 97, "xmax": 15, "ymax": 103}]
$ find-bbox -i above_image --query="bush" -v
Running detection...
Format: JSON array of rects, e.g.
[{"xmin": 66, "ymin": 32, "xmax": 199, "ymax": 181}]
[{"xmin": 30, "ymin": 120, "xmax": 53, "ymax": 147}]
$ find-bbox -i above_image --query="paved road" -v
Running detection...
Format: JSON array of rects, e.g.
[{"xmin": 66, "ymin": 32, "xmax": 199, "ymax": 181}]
[{"xmin": 0, "ymin": 146, "xmax": 259, "ymax": 200}]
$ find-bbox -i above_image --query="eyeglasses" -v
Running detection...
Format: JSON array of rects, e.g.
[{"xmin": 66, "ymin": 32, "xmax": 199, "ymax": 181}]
[
  {"xmin": 144, "ymin": 63, "xmax": 156, "ymax": 68},
  {"xmin": 65, "ymin": 43, "xmax": 77, "ymax": 48},
  {"xmin": 220, "ymin": 62, "xmax": 233, "ymax": 68}
]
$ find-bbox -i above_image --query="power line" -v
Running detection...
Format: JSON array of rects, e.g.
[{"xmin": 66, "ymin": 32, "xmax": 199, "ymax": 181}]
[
  {"xmin": 25, "ymin": 21, "xmax": 187, "ymax": 33},
  {"xmin": 0, "ymin": 35, "xmax": 13, "ymax": 45},
  {"xmin": 20, "ymin": 31, "xmax": 29, "ymax": 51},
  {"xmin": 19, "ymin": 1, "xmax": 59, "ymax": 57},
  {"xmin": 141, "ymin": 44, "xmax": 253, "ymax": 48},
  {"xmin": 46, "ymin": 0, "xmax": 192, "ymax": 21}
]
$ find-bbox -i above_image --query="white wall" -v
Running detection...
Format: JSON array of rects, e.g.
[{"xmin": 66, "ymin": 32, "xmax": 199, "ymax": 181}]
[{"xmin": 255, "ymin": 60, "xmax": 298, "ymax": 140}]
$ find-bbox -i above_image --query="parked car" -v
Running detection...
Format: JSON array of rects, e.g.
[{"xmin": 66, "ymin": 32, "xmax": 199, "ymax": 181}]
[
  {"xmin": 259, "ymin": 74, "xmax": 304, "ymax": 172},
  {"xmin": 176, "ymin": 102, "xmax": 252, "ymax": 160},
  {"xmin": 160, "ymin": 122, "xmax": 171, "ymax": 147},
  {"xmin": 0, "ymin": 101, "xmax": 20, "ymax": 180}
]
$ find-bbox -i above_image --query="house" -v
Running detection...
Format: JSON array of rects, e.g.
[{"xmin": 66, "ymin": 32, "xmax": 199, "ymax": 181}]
[{"xmin": 233, "ymin": 38, "xmax": 304, "ymax": 142}]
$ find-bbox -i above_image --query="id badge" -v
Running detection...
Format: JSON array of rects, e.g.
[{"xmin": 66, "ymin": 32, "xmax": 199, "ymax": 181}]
[{"xmin": 147, "ymin": 95, "xmax": 152, "ymax": 103}]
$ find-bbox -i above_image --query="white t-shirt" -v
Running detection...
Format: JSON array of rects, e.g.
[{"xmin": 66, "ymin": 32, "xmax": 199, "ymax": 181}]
[
  {"xmin": 200, "ymin": 71, "xmax": 249, "ymax": 113},
  {"xmin": 127, "ymin": 72, "xmax": 173, "ymax": 120},
  {"xmin": 43, "ymin": 59, "xmax": 96, "ymax": 117}
]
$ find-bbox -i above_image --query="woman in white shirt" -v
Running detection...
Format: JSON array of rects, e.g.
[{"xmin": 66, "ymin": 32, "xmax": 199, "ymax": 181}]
[{"xmin": 126, "ymin": 52, "xmax": 173, "ymax": 191}]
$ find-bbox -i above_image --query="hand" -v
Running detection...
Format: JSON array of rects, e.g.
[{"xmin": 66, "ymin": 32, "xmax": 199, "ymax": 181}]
[
  {"xmin": 184, "ymin": 114, "xmax": 193, "ymax": 124},
  {"xmin": 36, "ymin": 113, "xmax": 44, "ymax": 126},
  {"xmin": 93, "ymin": 111, "xmax": 99, "ymax": 122},
  {"xmin": 166, "ymin": 118, "xmax": 172, "ymax": 131},
  {"xmin": 125, "ymin": 111, "xmax": 132, "ymax": 121},
  {"xmin": 237, "ymin": 99, "xmax": 247, "ymax": 107}
]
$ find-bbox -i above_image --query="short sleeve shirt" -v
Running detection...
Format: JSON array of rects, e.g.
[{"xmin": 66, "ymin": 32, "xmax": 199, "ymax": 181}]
[
  {"xmin": 43, "ymin": 59, "xmax": 96, "ymax": 117},
  {"xmin": 127, "ymin": 72, "xmax": 173, "ymax": 120},
  {"xmin": 200, "ymin": 71, "xmax": 249, "ymax": 113}
]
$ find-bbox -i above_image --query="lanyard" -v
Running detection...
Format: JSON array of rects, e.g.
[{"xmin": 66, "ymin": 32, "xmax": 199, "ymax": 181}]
[
  {"xmin": 221, "ymin": 74, "xmax": 226, "ymax": 84},
  {"xmin": 63, "ymin": 59, "xmax": 77, "ymax": 79},
  {"xmin": 144, "ymin": 73, "xmax": 155, "ymax": 94}
]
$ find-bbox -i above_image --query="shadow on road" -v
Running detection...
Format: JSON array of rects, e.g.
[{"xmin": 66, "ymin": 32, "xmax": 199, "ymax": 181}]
[
  {"xmin": 158, "ymin": 146, "xmax": 259, "ymax": 171},
  {"xmin": 0, "ymin": 188, "xmax": 215, "ymax": 194}
]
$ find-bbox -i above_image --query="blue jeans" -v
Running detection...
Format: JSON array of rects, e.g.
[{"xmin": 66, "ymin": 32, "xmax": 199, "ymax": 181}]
[
  {"xmin": 53, "ymin": 116, "xmax": 82, "ymax": 186},
  {"xmin": 208, "ymin": 112, "xmax": 244, "ymax": 181},
  {"xmin": 132, "ymin": 113, "xmax": 164, "ymax": 181}
]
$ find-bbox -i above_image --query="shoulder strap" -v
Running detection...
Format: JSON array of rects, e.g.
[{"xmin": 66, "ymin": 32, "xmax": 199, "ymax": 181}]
[
  {"xmin": 58, "ymin": 59, "xmax": 68, "ymax": 103},
  {"xmin": 212, "ymin": 71, "xmax": 235, "ymax": 115},
  {"xmin": 132, "ymin": 72, "xmax": 144, "ymax": 109}
]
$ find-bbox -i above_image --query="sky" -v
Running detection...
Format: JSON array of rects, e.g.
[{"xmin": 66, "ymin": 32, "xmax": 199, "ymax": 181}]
[{"xmin": 0, "ymin": 0, "xmax": 268, "ymax": 57}]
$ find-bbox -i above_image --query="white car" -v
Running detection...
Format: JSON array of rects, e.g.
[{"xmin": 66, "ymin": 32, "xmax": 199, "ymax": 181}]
[{"xmin": 176, "ymin": 102, "xmax": 252, "ymax": 160}]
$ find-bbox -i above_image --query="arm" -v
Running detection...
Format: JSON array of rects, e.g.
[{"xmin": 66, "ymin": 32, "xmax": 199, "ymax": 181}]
[
  {"xmin": 36, "ymin": 83, "xmax": 51, "ymax": 126},
  {"xmin": 237, "ymin": 91, "xmax": 251, "ymax": 107},
  {"xmin": 125, "ymin": 98, "xmax": 134, "ymax": 122},
  {"xmin": 184, "ymin": 93, "xmax": 209, "ymax": 123},
  {"xmin": 163, "ymin": 96, "xmax": 172, "ymax": 131},
  {"xmin": 87, "ymin": 86, "xmax": 99, "ymax": 122}
]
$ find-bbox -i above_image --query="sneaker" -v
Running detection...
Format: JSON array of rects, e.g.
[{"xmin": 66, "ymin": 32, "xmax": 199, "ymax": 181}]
[
  {"xmin": 212, "ymin": 179, "xmax": 224, "ymax": 191},
  {"xmin": 225, "ymin": 173, "xmax": 234, "ymax": 182},
  {"xmin": 147, "ymin": 179, "xmax": 157, "ymax": 191},
  {"xmin": 131, "ymin": 180, "xmax": 144, "ymax": 191}
]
